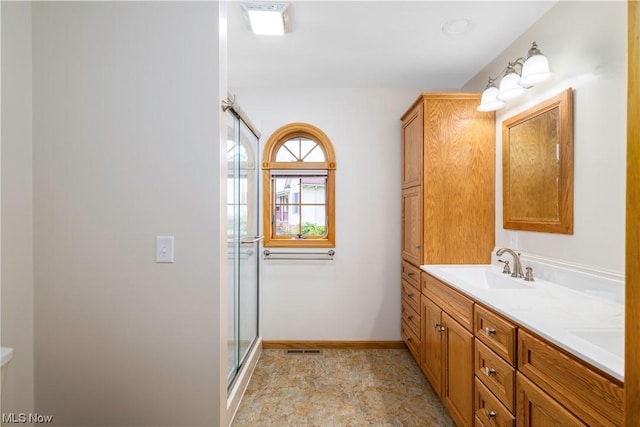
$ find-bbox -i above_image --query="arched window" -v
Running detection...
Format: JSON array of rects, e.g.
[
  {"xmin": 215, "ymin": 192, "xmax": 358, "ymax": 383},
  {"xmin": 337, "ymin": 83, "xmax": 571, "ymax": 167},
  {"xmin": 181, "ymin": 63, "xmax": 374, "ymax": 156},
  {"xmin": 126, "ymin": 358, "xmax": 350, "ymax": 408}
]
[{"xmin": 262, "ymin": 123, "xmax": 336, "ymax": 248}]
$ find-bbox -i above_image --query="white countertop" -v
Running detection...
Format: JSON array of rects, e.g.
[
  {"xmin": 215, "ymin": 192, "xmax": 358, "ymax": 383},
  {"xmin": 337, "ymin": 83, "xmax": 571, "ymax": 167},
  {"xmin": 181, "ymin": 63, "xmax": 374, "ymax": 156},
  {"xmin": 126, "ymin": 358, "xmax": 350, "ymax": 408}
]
[{"xmin": 421, "ymin": 263, "xmax": 624, "ymax": 382}]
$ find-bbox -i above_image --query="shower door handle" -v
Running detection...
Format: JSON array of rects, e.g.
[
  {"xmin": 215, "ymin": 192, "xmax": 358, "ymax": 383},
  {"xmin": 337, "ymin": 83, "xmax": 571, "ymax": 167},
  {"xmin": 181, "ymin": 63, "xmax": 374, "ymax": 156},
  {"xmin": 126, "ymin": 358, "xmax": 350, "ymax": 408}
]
[{"xmin": 240, "ymin": 235, "xmax": 264, "ymax": 244}]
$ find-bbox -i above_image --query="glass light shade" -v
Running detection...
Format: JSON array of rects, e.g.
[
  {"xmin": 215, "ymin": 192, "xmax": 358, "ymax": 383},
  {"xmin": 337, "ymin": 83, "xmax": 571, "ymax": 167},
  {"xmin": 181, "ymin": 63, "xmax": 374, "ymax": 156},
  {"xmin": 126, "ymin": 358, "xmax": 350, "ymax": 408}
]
[
  {"xmin": 477, "ymin": 86, "xmax": 505, "ymax": 112},
  {"xmin": 519, "ymin": 54, "xmax": 551, "ymax": 86},
  {"xmin": 497, "ymin": 71, "xmax": 525, "ymax": 101},
  {"xmin": 247, "ymin": 10, "xmax": 285, "ymax": 35}
]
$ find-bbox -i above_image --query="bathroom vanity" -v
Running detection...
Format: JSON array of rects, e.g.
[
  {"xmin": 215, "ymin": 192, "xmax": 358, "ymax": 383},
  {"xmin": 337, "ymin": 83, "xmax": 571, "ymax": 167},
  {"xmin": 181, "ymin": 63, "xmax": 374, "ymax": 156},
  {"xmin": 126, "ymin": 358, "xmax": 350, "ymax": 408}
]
[{"xmin": 407, "ymin": 261, "xmax": 624, "ymax": 427}]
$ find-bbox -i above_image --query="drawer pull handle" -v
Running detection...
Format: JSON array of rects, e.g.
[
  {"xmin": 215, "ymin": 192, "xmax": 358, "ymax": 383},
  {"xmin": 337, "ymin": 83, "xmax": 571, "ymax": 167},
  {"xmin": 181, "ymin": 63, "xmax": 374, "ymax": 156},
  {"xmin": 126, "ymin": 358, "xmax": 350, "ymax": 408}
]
[
  {"xmin": 484, "ymin": 367, "xmax": 496, "ymax": 376},
  {"xmin": 485, "ymin": 327, "xmax": 496, "ymax": 336},
  {"xmin": 407, "ymin": 315, "xmax": 413, "ymax": 320},
  {"xmin": 485, "ymin": 410, "xmax": 496, "ymax": 419},
  {"xmin": 435, "ymin": 324, "xmax": 446, "ymax": 332},
  {"xmin": 406, "ymin": 336, "xmax": 413, "ymax": 342},
  {"xmin": 407, "ymin": 292, "xmax": 414, "ymax": 297},
  {"xmin": 406, "ymin": 271, "xmax": 415, "ymax": 276}
]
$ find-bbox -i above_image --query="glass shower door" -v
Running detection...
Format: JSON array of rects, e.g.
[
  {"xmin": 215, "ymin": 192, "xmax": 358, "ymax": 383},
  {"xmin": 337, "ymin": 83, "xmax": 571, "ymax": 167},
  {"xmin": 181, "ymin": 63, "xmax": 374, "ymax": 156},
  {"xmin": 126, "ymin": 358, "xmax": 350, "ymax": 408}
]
[{"xmin": 226, "ymin": 110, "xmax": 260, "ymax": 387}]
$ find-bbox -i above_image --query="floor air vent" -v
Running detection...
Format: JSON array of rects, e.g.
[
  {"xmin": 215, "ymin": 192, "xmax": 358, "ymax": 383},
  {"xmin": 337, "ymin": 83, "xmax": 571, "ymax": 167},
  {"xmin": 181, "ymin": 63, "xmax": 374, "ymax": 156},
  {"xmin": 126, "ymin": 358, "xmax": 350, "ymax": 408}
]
[{"xmin": 285, "ymin": 349, "xmax": 322, "ymax": 355}]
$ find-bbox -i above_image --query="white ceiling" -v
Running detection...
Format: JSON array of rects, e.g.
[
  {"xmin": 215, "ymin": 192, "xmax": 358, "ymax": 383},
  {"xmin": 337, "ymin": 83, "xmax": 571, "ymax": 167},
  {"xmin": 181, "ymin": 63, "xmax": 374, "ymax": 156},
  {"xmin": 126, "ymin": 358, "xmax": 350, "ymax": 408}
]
[{"xmin": 228, "ymin": 1, "xmax": 557, "ymax": 90}]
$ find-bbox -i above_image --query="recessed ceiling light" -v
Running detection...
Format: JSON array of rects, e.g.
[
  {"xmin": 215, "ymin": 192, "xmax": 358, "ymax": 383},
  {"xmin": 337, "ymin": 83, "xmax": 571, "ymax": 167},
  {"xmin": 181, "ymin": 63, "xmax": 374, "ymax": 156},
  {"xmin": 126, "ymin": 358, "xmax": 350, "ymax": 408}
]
[
  {"xmin": 242, "ymin": 2, "xmax": 290, "ymax": 36},
  {"xmin": 442, "ymin": 18, "xmax": 473, "ymax": 36}
]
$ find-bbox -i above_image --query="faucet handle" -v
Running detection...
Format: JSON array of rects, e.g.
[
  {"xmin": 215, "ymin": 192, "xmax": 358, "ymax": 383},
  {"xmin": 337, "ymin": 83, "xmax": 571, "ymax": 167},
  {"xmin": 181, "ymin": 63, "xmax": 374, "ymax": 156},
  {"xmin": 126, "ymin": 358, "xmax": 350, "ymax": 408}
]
[
  {"xmin": 498, "ymin": 259, "xmax": 511, "ymax": 275},
  {"xmin": 524, "ymin": 266, "xmax": 535, "ymax": 282}
]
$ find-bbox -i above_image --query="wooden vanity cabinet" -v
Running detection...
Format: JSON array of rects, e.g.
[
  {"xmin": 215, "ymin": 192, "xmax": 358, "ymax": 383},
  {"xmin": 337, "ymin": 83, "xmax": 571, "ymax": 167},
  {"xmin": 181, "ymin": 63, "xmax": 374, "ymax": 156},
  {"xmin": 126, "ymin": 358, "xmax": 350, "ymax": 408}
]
[
  {"xmin": 421, "ymin": 273, "xmax": 475, "ymax": 427},
  {"xmin": 400, "ymin": 93, "xmax": 494, "ymax": 377},
  {"xmin": 400, "ymin": 93, "xmax": 494, "ymax": 388},
  {"xmin": 409, "ymin": 273, "xmax": 624, "ymax": 427}
]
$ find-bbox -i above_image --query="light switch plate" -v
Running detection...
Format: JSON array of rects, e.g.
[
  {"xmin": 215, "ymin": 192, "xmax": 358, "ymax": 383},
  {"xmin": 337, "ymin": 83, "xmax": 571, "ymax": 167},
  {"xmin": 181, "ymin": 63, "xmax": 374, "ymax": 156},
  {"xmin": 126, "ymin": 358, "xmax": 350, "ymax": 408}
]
[{"xmin": 156, "ymin": 236, "xmax": 174, "ymax": 263}]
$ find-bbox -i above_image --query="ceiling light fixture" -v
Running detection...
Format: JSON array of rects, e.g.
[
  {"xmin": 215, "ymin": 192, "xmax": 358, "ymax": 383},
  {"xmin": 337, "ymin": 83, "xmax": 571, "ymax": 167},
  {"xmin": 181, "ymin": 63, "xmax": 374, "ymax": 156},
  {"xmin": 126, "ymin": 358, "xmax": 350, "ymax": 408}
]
[
  {"xmin": 477, "ymin": 42, "xmax": 551, "ymax": 112},
  {"xmin": 242, "ymin": 2, "xmax": 290, "ymax": 36}
]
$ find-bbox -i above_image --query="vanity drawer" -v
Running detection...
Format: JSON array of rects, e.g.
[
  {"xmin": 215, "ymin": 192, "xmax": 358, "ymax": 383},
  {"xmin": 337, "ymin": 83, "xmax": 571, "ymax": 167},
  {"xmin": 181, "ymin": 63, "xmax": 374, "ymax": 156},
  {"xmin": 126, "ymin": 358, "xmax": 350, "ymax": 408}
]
[
  {"xmin": 401, "ymin": 279, "xmax": 420, "ymax": 314},
  {"xmin": 475, "ymin": 339, "xmax": 515, "ymax": 412},
  {"xmin": 401, "ymin": 319, "xmax": 421, "ymax": 361},
  {"xmin": 401, "ymin": 260, "xmax": 421, "ymax": 288},
  {"xmin": 401, "ymin": 297, "xmax": 420, "ymax": 337},
  {"xmin": 475, "ymin": 305, "xmax": 517, "ymax": 365},
  {"xmin": 422, "ymin": 273, "xmax": 474, "ymax": 331},
  {"xmin": 474, "ymin": 378, "xmax": 515, "ymax": 427},
  {"xmin": 518, "ymin": 330, "xmax": 623, "ymax": 427}
]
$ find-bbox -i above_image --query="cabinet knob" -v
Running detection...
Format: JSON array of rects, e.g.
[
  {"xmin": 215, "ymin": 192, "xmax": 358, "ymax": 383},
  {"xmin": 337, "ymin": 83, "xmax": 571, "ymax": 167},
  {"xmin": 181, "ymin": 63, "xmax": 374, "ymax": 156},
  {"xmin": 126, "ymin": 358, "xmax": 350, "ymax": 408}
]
[
  {"xmin": 485, "ymin": 327, "xmax": 496, "ymax": 336},
  {"xmin": 407, "ymin": 315, "xmax": 413, "ymax": 320},
  {"xmin": 434, "ymin": 324, "xmax": 446, "ymax": 332},
  {"xmin": 485, "ymin": 410, "xmax": 496, "ymax": 419},
  {"xmin": 484, "ymin": 367, "xmax": 496, "ymax": 376}
]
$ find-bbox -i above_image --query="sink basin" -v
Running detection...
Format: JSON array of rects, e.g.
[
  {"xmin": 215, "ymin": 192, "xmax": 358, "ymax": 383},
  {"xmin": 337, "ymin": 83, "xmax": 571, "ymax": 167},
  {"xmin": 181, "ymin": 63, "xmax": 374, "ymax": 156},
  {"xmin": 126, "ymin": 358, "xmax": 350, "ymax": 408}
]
[
  {"xmin": 569, "ymin": 329, "xmax": 624, "ymax": 358},
  {"xmin": 437, "ymin": 266, "xmax": 534, "ymax": 290}
]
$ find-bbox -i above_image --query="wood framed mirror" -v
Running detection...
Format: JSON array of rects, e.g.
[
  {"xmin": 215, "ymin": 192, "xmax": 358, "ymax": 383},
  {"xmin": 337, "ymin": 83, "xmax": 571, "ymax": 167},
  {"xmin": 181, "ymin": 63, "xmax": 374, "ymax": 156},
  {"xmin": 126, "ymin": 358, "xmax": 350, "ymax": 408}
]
[{"xmin": 502, "ymin": 88, "xmax": 574, "ymax": 233}]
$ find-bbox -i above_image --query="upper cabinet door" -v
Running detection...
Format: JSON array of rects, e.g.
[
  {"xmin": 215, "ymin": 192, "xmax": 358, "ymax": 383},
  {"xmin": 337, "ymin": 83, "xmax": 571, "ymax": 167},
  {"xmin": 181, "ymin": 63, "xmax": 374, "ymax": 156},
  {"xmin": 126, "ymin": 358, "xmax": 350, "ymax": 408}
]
[{"xmin": 402, "ymin": 103, "xmax": 423, "ymax": 188}]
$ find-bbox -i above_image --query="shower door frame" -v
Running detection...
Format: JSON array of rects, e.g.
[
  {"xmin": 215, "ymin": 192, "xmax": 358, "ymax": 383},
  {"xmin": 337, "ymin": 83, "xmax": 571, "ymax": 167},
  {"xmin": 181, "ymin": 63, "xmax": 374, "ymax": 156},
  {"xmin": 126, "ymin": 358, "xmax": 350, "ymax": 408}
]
[{"xmin": 225, "ymin": 99, "xmax": 262, "ymax": 389}]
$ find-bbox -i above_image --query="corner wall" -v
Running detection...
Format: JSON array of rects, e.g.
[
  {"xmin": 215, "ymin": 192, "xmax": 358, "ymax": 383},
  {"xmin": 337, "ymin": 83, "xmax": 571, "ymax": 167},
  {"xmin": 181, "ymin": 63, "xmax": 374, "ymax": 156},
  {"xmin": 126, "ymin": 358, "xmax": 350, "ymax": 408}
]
[
  {"xmin": 464, "ymin": 1, "xmax": 627, "ymax": 274},
  {"xmin": 1, "ymin": 1, "xmax": 35, "ymax": 418},
  {"xmin": 31, "ymin": 3, "xmax": 222, "ymax": 425}
]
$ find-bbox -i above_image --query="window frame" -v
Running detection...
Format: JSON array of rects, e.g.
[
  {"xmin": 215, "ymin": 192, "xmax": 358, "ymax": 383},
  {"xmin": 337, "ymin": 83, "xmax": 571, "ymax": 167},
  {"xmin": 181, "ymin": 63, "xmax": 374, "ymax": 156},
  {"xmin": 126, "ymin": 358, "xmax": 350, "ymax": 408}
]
[{"xmin": 262, "ymin": 123, "xmax": 336, "ymax": 248}]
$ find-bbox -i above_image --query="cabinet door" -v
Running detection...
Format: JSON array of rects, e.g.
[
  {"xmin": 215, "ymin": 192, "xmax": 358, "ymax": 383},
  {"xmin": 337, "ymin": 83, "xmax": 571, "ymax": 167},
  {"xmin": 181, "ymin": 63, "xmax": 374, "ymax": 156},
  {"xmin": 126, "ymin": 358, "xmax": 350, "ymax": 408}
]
[
  {"xmin": 443, "ymin": 312, "xmax": 474, "ymax": 427},
  {"xmin": 402, "ymin": 103, "xmax": 423, "ymax": 188},
  {"xmin": 421, "ymin": 295, "xmax": 443, "ymax": 395},
  {"xmin": 401, "ymin": 186, "xmax": 422, "ymax": 265},
  {"xmin": 516, "ymin": 373, "xmax": 586, "ymax": 427},
  {"xmin": 422, "ymin": 95, "xmax": 495, "ymax": 264}
]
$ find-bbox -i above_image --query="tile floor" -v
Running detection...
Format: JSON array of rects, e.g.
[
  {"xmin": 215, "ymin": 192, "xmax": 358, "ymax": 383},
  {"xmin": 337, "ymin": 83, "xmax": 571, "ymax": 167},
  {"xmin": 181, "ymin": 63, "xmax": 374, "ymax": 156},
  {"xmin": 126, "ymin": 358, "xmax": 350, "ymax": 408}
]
[{"xmin": 231, "ymin": 348, "xmax": 455, "ymax": 426}]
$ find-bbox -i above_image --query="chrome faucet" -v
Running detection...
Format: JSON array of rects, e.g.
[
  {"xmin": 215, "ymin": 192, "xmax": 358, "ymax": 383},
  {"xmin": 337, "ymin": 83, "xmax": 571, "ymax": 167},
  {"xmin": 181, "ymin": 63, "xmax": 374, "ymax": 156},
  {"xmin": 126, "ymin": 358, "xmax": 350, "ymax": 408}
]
[{"xmin": 496, "ymin": 248, "xmax": 524, "ymax": 278}]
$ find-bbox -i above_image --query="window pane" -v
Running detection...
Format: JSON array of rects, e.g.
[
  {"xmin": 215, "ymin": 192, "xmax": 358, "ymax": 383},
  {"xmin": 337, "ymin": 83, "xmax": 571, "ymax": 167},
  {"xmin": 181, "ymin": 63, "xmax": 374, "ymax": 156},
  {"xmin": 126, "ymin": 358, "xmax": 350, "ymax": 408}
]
[
  {"xmin": 275, "ymin": 145, "xmax": 297, "ymax": 162},
  {"xmin": 274, "ymin": 177, "xmax": 292, "ymax": 195},
  {"xmin": 300, "ymin": 138, "xmax": 325, "ymax": 161},
  {"xmin": 300, "ymin": 176, "xmax": 327, "ymax": 203},
  {"xmin": 274, "ymin": 137, "xmax": 326, "ymax": 162},
  {"xmin": 292, "ymin": 192, "xmax": 299, "ymax": 214},
  {"xmin": 300, "ymin": 206, "xmax": 327, "ymax": 236},
  {"xmin": 272, "ymin": 173, "xmax": 328, "ymax": 238},
  {"xmin": 274, "ymin": 204, "xmax": 297, "ymax": 236}
]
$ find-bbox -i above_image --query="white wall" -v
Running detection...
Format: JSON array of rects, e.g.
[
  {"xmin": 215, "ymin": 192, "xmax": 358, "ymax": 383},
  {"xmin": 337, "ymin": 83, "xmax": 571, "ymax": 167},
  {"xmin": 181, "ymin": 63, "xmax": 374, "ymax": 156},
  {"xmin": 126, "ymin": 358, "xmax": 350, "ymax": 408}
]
[
  {"xmin": 1, "ymin": 1, "xmax": 35, "ymax": 418},
  {"xmin": 234, "ymin": 88, "xmax": 419, "ymax": 340},
  {"xmin": 31, "ymin": 2, "xmax": 223, "ymax": 425},
  {"xmin": 464, "ymin": 1, "xmax": 627, "ymax": 274}
]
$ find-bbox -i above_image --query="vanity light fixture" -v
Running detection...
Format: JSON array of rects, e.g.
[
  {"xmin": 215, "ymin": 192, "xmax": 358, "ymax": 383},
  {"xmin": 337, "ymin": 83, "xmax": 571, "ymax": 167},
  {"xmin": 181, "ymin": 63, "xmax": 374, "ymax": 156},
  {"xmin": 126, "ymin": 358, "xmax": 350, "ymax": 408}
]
[
  {"xmin": 477, "ymin": 42, "xmax": 551, "ymax": 112},
  {"xmin": 242, "ymin": 2, "xmax": 290, "ymax": 36}
]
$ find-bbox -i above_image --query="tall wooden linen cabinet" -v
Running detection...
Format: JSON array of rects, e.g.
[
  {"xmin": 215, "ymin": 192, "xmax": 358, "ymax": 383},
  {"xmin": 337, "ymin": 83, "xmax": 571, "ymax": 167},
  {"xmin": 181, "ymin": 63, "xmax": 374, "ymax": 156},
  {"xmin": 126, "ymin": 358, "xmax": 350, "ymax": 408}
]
[{"xmin": 400, "ymin": 93, "xmax": 495, "ymax": 427}]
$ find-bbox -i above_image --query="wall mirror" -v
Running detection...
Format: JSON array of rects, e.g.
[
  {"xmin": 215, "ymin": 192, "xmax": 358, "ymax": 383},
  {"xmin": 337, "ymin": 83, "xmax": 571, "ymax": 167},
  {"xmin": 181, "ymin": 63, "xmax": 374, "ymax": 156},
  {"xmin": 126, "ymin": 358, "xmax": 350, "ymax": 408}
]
[{"xmin": 502, "ymin": 88, "xmax": 574, "ymax": 234}]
